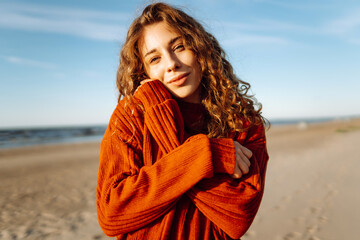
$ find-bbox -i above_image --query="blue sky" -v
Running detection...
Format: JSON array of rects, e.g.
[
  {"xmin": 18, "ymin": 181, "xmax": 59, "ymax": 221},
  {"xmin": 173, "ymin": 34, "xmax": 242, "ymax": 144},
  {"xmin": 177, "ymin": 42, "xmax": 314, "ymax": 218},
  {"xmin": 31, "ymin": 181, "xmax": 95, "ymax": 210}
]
[{"xmin": 0, "ymin": 0, "xmax": 359, "ymax": 128}]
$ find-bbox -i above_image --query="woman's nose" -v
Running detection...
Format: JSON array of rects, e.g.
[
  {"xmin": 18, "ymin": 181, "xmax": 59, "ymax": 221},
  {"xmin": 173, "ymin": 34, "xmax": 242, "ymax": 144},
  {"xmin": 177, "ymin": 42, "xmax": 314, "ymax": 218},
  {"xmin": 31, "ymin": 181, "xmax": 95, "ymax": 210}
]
[{"xmin": 166, "ymin": 53, "xmax": 181, "ymax": 72}]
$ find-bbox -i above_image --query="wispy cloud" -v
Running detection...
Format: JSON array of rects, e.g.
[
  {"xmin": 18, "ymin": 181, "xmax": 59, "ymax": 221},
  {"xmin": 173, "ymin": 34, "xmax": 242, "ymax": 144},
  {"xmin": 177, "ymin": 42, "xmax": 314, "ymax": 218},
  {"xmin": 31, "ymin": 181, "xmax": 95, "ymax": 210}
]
[
  {"xmin": 215, "ymin": 1, "xmax": 360, "ymax": 46},
  {"xmin": 247, "ymin": 0, "xmax": 341, "ymax": 11},
  {"xmin": 212, "ymin": 8, "xmax": 360, "ymax": 47},
  {"xmin": 210, "ymin": 19, "xmax": 299, "ymax": 47},
  {"xmin": 222, "ymin": 33, "xmax": 288, "ymax": 46},
  {"xmin": 2, "ymin": 55, "xmax": 57, "ymax": 69},
  {"xmin": 214, "ymin": 19, "xmax": 314, "ymax": 34},
  {"xmin": 324, "ymin": 8, "xmax": 360, "ymax": 44},
  {"xmin": 0, "ymin": 2, "xmax": 129, "ymax": 41},
  {"xmin": 325, "ymin": 9, "xmax": 360, "ymax": 34}
]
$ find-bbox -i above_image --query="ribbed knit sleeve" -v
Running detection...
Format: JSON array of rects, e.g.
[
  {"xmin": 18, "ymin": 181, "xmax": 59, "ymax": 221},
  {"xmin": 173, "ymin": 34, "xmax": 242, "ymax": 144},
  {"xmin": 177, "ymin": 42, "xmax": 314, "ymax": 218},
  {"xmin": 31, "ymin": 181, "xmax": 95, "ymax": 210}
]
[
  {"xmin": 187, "ymin": 124, "xmax": 269, "ymax": 239},
  {"xmin": 97, "ymin": 129, "xmax": 216, "ymax": 236},
  {"xmin": 210, "ymin": 138, "xmax": 236, "ymax": 175},
  {"xmin": 134, "ymin": 80, "xmax": 172, "ymax": 110},
  {"xmin": 144, "ymin": 99, "xmax": 185, "ymax": 153}
]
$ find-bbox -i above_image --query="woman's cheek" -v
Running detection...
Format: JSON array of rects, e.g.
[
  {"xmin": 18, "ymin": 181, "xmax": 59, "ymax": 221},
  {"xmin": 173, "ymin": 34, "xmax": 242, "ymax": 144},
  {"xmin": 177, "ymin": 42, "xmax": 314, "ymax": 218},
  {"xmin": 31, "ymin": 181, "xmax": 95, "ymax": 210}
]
[{"xmin": 149, "ymin": 67, "xmax": 163, "ymax": 81}]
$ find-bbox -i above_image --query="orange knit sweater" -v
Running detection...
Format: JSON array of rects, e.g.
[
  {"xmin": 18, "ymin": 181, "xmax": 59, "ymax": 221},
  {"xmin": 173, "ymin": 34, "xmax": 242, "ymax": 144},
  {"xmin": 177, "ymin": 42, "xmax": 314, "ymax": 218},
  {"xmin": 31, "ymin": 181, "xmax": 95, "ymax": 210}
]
[{"xmin": 97, "ymin": 80, "xmax": 269, "ymax": 240}]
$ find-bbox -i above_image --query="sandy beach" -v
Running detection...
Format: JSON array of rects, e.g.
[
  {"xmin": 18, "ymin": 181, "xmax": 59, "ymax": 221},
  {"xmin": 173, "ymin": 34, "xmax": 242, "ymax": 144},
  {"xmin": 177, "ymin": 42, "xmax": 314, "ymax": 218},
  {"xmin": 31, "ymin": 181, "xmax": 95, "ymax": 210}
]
[{"xmin": 1, "ymin": 118, "xmax": 360, "ymax": 240}]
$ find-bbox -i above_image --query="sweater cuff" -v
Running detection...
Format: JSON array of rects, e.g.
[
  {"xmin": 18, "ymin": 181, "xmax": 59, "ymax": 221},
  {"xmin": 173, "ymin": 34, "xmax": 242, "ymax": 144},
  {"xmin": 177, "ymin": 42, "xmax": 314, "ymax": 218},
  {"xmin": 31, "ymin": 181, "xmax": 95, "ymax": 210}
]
[
  {"xmin": 134, "ymin": 80, "xmax": 172, "ymax": 110},
  {"xmin": 209, "ymin": 138, "xmax": 236, "ymax": 175}
]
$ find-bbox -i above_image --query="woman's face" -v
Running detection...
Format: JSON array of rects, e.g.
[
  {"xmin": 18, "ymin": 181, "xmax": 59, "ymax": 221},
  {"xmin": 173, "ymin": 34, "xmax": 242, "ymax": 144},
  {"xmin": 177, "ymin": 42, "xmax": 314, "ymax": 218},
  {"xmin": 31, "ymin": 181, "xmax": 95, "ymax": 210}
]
[{"xmin": 140, "ymin": 21, "xmax": 202, "ymax": 103}]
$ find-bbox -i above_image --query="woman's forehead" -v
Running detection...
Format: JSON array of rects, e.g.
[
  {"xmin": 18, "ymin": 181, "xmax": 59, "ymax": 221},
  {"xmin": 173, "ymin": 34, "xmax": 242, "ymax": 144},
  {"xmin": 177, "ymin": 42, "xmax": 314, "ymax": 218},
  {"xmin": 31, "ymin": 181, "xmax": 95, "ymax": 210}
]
[{"xmin": 139, "ymin": 22, "xmax": 182, "ymax": 54}]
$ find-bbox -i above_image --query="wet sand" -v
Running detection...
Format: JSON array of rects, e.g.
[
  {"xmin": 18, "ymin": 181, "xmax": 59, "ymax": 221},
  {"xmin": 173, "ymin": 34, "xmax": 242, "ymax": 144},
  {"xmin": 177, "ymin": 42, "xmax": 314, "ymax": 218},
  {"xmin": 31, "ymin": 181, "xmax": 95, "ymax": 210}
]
[{"xmin": 1, "ymin": 118, "xmax": 360, "ymax": 239}]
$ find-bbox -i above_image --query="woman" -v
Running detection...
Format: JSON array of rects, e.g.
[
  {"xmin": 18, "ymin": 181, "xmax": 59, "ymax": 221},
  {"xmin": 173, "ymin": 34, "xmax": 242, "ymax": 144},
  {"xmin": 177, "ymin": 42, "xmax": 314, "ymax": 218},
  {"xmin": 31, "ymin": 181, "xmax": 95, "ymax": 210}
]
[{"xmin": 97, "ymin": 2, "xmax": 269, "ymax": 240}]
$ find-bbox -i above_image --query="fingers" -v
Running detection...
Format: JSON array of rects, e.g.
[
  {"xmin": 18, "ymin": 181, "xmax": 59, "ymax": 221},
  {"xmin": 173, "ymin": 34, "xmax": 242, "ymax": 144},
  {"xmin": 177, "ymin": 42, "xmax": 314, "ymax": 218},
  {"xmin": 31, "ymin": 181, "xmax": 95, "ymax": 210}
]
[
  {"xmin": 238, "ymin": 156, "xmax": 249, "ymax": 174},
  {"xmin": 231, "ymin": 141, "xmax": 252, "ymax": 179},
  {"xmin": 239, "ymin": 144, "xmax": 252, "ymax": 159},
  {"xmin": 237, "ymin": 149, "xmax": 251, "ymax": 168},
  {"xmin": 231, "ymin": 160, "xmax": 242, "ymax": 179},
  {"xmin": 234, "ymin": 141, "xmax": 251, "ymax": 167},
  {"xmin": 234, "ymin": 141, "xmax": 252, "ymax": 160},
  {"xmin": 140, "ymin": 79, "xmax": 153, "ymax": 85}
]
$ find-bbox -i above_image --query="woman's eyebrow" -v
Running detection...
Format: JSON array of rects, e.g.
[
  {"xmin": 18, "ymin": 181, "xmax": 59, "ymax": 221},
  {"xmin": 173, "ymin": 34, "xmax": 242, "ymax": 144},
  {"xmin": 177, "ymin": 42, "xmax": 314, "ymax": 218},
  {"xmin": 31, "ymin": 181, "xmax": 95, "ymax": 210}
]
[
  {"xmin": 144, "ymin": 49, "xmax": 157, "ymax": 58},
  {"xmin": 169, "ymin": 36, "xmax": 182, "ymax": 45},
  {"xmin": 144, "ymin": 36, "xmax": 182, "ymax": 58}
]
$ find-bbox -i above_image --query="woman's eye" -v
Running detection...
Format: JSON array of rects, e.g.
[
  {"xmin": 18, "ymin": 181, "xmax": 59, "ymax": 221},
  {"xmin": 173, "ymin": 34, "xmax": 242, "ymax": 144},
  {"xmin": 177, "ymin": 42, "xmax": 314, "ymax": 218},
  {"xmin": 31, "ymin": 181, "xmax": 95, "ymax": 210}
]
[
  {"xmin": 174, "ymin": 44, "xmax": 185, "ymax": 51},
  {"xmin": 150, "ymin": 57, "xmax": 160, "ymax": 64}
]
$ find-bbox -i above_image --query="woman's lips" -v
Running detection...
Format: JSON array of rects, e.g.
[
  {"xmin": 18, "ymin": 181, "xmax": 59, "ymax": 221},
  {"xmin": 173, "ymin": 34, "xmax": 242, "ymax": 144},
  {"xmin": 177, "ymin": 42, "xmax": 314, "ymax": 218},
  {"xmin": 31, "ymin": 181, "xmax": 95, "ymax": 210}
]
[{"xmin": 168, "ymin": 73, "xmax": 190, "ymax": 86}]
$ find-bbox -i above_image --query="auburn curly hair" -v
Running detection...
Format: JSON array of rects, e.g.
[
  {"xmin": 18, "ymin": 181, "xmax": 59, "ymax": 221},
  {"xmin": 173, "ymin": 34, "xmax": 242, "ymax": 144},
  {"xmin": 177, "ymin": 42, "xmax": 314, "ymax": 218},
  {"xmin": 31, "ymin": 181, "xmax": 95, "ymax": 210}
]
[{"xmin": 117, "ymin": 2, "xmax": 267, "ymax": 138}]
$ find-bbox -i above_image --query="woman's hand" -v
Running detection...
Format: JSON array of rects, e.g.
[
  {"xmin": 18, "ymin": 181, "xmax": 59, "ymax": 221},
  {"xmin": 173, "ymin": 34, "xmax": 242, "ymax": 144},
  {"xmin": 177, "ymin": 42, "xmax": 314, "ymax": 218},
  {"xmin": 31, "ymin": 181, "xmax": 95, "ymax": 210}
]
[
  {"xmin": 134, "ymin": 79, "xmax": 155, "ymax": 94},
  {"xmin": 231, "ymin": 141, "xmax": 252, "ymax": 179}
]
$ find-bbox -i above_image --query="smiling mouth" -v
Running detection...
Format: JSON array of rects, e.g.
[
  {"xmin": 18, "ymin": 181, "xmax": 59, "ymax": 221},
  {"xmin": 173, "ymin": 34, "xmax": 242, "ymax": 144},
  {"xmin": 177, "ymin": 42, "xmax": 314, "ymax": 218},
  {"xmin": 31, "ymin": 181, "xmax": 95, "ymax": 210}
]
[{"xmin": 168, "ymin": 73, "xmax": 190, "ymax": 84}]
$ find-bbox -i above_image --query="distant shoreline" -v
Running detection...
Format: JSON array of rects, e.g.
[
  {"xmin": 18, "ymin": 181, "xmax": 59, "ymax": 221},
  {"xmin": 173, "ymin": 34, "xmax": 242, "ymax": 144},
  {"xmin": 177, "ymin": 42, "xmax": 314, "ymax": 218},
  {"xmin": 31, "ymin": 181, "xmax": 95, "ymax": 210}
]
[
  {"xmin": 0, "ymin": 126, "xmax": 105, "ymax": 150},
  {"xmin": 269, "ymin": 115, "xmax": 360, "ymax": 126},
  {"xmin": 1, "ymin": 116, "xmax": 359, "ymax": 149}
]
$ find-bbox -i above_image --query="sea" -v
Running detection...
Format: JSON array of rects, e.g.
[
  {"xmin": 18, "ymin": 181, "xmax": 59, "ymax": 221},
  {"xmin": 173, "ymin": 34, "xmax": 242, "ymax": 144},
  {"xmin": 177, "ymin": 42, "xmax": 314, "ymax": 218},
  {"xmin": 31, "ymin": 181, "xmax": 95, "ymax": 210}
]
[
  {"xmin": 0, "ymin": 125, "xmax": 107, "ymax": 149},
  {"xmin": 0, "ymin": 116, "xmax": 357, "ymax": 149}
]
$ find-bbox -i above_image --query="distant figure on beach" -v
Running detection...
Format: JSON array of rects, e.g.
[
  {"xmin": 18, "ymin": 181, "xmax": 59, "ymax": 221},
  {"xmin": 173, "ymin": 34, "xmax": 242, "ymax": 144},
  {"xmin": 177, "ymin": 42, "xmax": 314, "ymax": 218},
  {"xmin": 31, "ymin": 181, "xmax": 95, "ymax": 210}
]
[{"xmin": 96, "ymin": 2, "xmax": 269, "ymax": 239}]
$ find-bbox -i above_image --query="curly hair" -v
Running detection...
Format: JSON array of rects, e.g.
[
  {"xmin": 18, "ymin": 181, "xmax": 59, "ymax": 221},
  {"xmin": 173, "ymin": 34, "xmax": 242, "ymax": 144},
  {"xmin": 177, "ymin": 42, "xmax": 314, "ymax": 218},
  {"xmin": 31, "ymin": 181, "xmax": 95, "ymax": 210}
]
[{"xmin": 117, "ymin": 2, "xmax": 267, "ymax": 138}]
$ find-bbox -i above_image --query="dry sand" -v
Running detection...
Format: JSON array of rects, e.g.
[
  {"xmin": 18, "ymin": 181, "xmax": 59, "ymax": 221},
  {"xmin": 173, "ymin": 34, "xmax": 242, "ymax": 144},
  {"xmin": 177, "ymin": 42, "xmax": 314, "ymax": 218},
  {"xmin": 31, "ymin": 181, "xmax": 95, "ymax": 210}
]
[
  {"xmin": 0, "ymin": 142, "xmax": 111, "ymax": 240},
  {"xmin": 1, "ymin": 118, "xmax": 360, "ymax": 240},
  {"xmin": 243, "ymin": 118, "xmax": 360, "ymax": 240}
]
